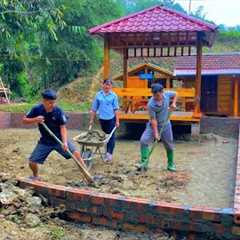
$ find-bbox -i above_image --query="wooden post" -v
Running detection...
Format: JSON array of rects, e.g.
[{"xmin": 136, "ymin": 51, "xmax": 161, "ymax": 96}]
[
  {"xmin": 193, "ymin": 34, "xmax": 203, "ymax": 118},
  {"xmin": 103, "ymin": 36, "xmax": 110, "ymax": 80},
  {"xmin": 123, "ymin": 48, "xmax": 128, "ymax": 88},
  {"xmin": 233, "ymin": 78, "xmax": 239, "ymax": 117},
  {"xmin": 166, "ymin": 77, "xmax": 171, "ymax": 89}
]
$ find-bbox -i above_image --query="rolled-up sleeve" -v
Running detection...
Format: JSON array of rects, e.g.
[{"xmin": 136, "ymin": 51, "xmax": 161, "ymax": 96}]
[
  {"xmin": 91, "ymin": 96, "xmax": 99, "ymax": 112},
  {"xmin": 113, "ymin": 95, "xmax": 119, "ymax": 111}
]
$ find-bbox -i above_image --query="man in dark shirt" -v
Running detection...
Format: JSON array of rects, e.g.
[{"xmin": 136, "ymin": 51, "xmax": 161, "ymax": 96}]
[{"xmin": 23, "ymin": 89, "xmax": 85, "ymax": 180}]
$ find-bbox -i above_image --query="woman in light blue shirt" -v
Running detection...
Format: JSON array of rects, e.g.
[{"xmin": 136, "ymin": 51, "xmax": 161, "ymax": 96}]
[{"xmin": 89, "ymin": 79, "xmax": 120, "ymax": 162}]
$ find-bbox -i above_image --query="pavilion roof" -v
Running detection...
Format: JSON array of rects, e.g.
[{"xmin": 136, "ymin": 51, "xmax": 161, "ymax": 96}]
[
  {"xmin": 89, "ymin": 6, "xmax": 217, "ymax": 47},
  {"xmin": 89, "ymin": 5, "xmax": 216, "ymax": 34}
]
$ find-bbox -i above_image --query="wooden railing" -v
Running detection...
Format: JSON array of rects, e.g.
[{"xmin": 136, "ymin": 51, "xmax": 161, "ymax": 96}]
[
  {"xmin": 112, "ymin": 87, "xmax": 195, "ymax": 97},
  {"xmin": 112, "ymin": 87, "xmax": 195, "ymax": 113}
]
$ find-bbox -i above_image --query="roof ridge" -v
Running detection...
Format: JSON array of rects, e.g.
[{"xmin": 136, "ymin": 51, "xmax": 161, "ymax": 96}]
[{"xmin": 89, "ymin": 5, "xmax": 217, "ymax": 34}]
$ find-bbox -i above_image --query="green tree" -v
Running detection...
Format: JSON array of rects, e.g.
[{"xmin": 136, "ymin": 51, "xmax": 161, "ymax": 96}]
[
  {"xmin": 117, "ymin": 0, "xmax": 185, "ymax": 14},
  {"xmin": 0, "ymin": 0, "xmax": 122, "ymax": 99}
]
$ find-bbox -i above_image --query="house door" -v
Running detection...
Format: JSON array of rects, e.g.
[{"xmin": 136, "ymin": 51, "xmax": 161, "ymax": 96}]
[{"xmin": 201, "ymin": 75, "xmax": 218, "ymax": 113}]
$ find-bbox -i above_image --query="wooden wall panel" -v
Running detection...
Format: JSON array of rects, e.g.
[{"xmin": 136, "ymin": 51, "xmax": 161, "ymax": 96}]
[
  {"xmin": 217, "ymin": 76, "xmax": 233, "ymax": 115},
  {"xmin": 126, "ymin": 76, "xmax": 148, "ymax": 88}
]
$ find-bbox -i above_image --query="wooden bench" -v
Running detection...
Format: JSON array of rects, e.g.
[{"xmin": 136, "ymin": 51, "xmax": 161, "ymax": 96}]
[
  {"xmin": 112, "ymin": 87, "xmax": 195, "ymax": 97},
  {"xmin": 112, "ymin": 87, "xmax": 195, "ymax": 112}
]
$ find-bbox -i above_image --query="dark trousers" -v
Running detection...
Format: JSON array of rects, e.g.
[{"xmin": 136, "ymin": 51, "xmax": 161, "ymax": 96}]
[{"xmin": 99, "ymin": 117, "xmax": 116, "ymax": 154}]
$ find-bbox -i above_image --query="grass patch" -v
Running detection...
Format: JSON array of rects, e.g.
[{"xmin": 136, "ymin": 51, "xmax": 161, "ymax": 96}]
[
  {"xmin": 0, "ymin": 101, "xmax": 90, "ymax": 113},
  {"xmin": 49, "ymin": 226, "xmax": 65, "ymax": 240}
]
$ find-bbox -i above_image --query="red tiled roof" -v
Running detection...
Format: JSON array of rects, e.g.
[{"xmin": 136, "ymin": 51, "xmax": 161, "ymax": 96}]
[
  {"xmin": 89, "ymin": 5, "xmax": 217, "ymax": 34},
  {"xmin": 174, "ymin": 53, "xmax": 240, "ymax": 75}
]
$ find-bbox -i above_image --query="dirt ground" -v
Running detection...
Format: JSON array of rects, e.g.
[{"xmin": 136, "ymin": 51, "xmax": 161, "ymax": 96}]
[
  {"xmin": 0, "ymin": 218, "xmax": 173, "ymax": 240},
  {"xmin": 0, "ymin": 128, "xmax": 237, "ymax": 240},
  {"xmin": 0, "ymin": 128, "xmax": 237, "ymax": 207}
]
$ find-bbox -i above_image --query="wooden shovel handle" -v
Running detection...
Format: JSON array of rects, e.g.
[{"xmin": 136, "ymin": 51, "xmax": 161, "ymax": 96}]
[{"xmin": 40, "ymin": 123, "xmax": 94, "ymax": 184}]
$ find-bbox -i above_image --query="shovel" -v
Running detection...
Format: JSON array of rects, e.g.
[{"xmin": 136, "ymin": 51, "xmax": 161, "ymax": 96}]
[
  {"xmin": 41, "ymin": 123, "xmax": 94, "ymax": 185},
  {"xmin": 148, "ymin": 111, "xmax": 172, "ymax": 159}
]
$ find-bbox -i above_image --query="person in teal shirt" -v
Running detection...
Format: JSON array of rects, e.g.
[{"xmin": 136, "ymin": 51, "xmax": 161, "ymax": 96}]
[{"xmin": 89, "ymin": 79, "xmax": 120, "ymax": 162}]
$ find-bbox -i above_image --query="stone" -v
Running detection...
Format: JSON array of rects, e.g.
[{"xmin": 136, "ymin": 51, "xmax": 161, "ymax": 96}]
[
  {"xmin": 0, "ymin": 172, "xmax": 11, "ymax": 182},
  {"xmin": 0, "ymin": 191, "xmax": 18, "ymax": 205},
  {"xmin": 12, "ymin": 187, "xmax": 29, "ymax": 198},
  {"xmin": 7, "ymin": 214, "xmax": 21, "ymax": 224},
  {"xmin": 25, "ymin": 213, "xmax": 41, "ymax": 228},
  {"xmin": 26, "ymin": 196, "xmax": 42, "ymax": 209}
]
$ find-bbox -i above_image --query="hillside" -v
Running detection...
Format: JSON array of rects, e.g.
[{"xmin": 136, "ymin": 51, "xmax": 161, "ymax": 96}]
[
  {"xmin": 58, "ymin": 34, "xmax": 240, "ymax": 103},
  {"xmin": 58, "ymin": 67, "xmax": 103, "ymax": 104}
]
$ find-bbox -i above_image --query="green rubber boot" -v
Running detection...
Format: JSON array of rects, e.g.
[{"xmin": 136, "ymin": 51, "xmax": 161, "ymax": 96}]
[
  {"xmin": 138, "ymin": 146, "xmax": 150, "ymax": 171},
  {"xmin": 167, "ymin": 150, "xmax": 176, "ymax": 172}
]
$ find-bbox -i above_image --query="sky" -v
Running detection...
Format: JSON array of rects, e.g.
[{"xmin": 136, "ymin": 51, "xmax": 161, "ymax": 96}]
[{"xmin": 175, "ymin": 0, "xmax": 240, "ymax": 26}]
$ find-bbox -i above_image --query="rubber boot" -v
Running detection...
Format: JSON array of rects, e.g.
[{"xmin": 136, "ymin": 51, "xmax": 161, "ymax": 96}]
[
  {"xmin": 138, "ymin": 146, "xmax": 150, "ymax": 171},
  {"xmin": 167, "ymin": 150, "xmax": 176, "ymax": 172}
]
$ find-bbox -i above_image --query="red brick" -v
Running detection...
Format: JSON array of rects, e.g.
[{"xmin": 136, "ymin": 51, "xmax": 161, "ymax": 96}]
[
  {"xmin": 48, "ymin": 188, "xmax": 66, "ymax": 199},
  {"xmin": 92, "ymin": 216, "xmax": 118, "ymax": 228},
  {"xmin": 66, "ymin": 188, "xmax": 91, "ymax": 201},
  {"xmin": 122, "ymin": 223, "xmax": 147, "ymax": 233},
  {"xmin": 188, "ymin": 233, "xmax": 196, "ymax": 240},
  {"xmin": 111, "ymin": 211, "xmax": 124, "ymax": 220},
  {"xmin": 90, "ymin": 195, "xmax": 104, "ymax": 205},
  {"xmin": 67, "ymin": 211, "xmax": 92, "ymax": 223},
  {"xmin": 202, "ymin": 211, "xmax": 220, "ymax": 222},
  {"xmin": 189, "ymin": 209, "xmax": 202, "ymax": 219},
  {"xmin": 213, "ymin": 223, "xmax": 226, "ymax": 235},
  {"xmin": 156, "ymin": 203, "xmax": 175, "ymax": 214},
  {"xmin": 92, "ymin": 216, "xmax": 108, "ymax": 225},
  {"xmin": 139, "ymin": 215, "xmax": 155, "ymax": 224},
  {"xmin": 232, "ymin": 226, "xmax": 240, "ymax": 236},
  {"xmin": 89, "ymin": 206, "xmax": 99, "ymax": 214}
]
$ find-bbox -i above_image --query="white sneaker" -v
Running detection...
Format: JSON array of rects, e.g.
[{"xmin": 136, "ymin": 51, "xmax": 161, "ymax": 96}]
[{"xmin": 104, "ymin": 153, "xmax": 113, "ymax": 163}]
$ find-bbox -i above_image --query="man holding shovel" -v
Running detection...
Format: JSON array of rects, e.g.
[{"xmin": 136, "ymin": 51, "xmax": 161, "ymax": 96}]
[
  {"xmin": 23, "ymin": 89, "xmax": 86, "ymax": 180},
  {"xmin": 139, "ymin": 83, "xmax": 177, "ymax": 171}
]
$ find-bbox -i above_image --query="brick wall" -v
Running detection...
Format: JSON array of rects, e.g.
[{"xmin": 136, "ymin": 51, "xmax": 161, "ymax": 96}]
[
  {"xmin": 18, "ymin": 177, "xmax": 240, "ymax": 239},
  {"xmin": 234, "ymin": 125, "xmax": 240, "ymax": 226},
  {"xmin": 0, "ymin": 112, "xmax": 90, "ymax": 129},
  {"xmin": 200, "ymin": 116, "xmax": 240, "ymax": 139},
  {"xmin": 0, "ymin": 112, "xmax": 11, "ymax": 128}
]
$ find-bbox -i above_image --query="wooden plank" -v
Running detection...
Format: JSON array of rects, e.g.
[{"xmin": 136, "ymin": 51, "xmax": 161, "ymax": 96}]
[
  {"xmin": 103, "ymin": 36, "xmax": 110, "ymax": 80},
  {"xmin": 193, "ymin": 34, "xmax": 202, "ymax": 118},
  {"xmin": 217, "ymin": 76, "xmax": 233, "ymax": 116},
  {"xmin": 123, "ymin": 48, "xmax": 128, "ymax": 88},
  {"xmin": 166, "ymin": 78, "xmax": 171, "ymax": 89},
  {"xmin": 126, "ymin": 76, "xmax": 148, "ymax": 88},
  {"xmin": 112, "ymin": 87, "xmax": 195, "ymax": 97},
  {"xmin": 118, "ymin": 112, "xmax": 200, "ymax": 122},
  {"xmin": 234, "ymin": 79, "xmax": 239, "ymax": 117}
]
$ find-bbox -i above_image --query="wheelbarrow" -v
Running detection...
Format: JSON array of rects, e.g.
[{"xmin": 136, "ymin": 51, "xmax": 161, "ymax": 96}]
[{"xmin": 73, "ymin": 126, "xmax": 117, "ymax": 170}]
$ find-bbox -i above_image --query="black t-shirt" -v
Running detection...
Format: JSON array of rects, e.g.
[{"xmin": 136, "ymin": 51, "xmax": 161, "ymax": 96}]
[{"xmin": 26, "ymin": 104, "xmax": 68, "ymax": 145}]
